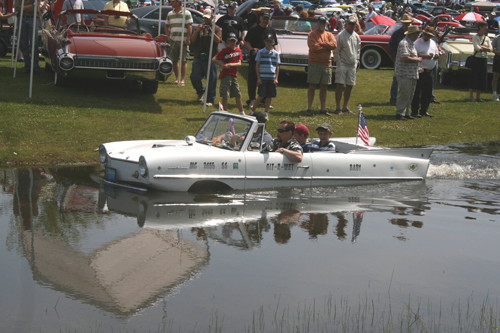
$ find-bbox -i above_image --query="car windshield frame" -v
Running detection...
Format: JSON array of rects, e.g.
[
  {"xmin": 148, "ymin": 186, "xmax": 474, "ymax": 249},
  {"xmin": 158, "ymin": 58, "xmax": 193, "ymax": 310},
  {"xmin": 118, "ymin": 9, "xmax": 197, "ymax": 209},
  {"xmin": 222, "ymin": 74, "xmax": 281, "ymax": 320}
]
[
  {"xmin": 195, "ymin": 114, "xmax": 256, "ymax": 152},
  {"xmin": 57, "ymin": 9, "xmax": 140, "ymax": 34},
  {"xmin": 270, "ymin": 16, "xmax": 319, "ymax": 33}
]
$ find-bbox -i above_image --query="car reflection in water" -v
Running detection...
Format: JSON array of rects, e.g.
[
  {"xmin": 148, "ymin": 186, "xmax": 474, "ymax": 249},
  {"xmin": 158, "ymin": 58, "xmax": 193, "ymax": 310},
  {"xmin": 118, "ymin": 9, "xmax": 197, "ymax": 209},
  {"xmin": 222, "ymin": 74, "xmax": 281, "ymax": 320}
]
[{"xmin": 99, "ymin": 182, "xmax": 430, "ymax": 247}]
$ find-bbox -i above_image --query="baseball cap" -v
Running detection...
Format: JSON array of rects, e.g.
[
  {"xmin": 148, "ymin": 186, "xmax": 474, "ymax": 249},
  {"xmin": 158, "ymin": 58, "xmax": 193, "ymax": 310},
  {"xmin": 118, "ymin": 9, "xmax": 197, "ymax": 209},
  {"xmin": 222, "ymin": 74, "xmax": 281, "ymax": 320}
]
[
  {"xmin": 316, "ymin": 123, "xmax": 333, "ymax": 133},
  {"xmin": 261, "ymin": 12, "xmax": 271, "ymax": 18},
  {"xmin": 203, "ymin": 8, "xmax": 212, "ymax": 18},
  {"xmin": 318, "ymin": 16, "xmax": 327, "ymax": 23},
  {"xmin": 227, "ymin": 32, "xmax": 238, "ymax": 41},
  {"xmin": 347, "ymin": 16, "xmax": 357, "ymax": 24},
  {"xmin": 228, "ymin": 3, "xmax": 236, "ymax": 9},
  {"xmin": 265, "ymin": 33, "xmax": 274, "ymax": 41},
  {"xmin": 253, "ymin": 111, "xmax": 267, "ymax": 123},
  {"xmin": 295, "ymin": 124, "xmax": 310, "ymax": 136}
]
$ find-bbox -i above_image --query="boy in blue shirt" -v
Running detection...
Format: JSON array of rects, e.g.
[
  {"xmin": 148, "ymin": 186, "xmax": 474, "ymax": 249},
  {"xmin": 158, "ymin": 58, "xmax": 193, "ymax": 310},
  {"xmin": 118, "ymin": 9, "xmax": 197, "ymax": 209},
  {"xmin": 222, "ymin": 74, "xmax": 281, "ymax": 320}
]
[{"xmin": 249, "ymin": 34, "xmax": 280, "ymax": 120}]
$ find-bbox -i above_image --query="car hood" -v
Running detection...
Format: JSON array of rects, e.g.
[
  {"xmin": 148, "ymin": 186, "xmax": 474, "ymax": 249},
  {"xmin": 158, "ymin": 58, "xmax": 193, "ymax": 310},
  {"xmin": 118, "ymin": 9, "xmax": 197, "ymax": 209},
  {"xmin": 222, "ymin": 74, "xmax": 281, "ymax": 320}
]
[
  {"xmin": 277, "ymin": 34, "xmax": 309, "ymax": 56},
  {"xmin": 69, "ymin": 36, "xmax": 160, "ymax": 57},
  {"xmin": 104, "ymin": 140, "xmax": 235, "ymax": 163},
  {"xmin": 442, "ymin": 40, "xmax": 473, "ymax": 60}
]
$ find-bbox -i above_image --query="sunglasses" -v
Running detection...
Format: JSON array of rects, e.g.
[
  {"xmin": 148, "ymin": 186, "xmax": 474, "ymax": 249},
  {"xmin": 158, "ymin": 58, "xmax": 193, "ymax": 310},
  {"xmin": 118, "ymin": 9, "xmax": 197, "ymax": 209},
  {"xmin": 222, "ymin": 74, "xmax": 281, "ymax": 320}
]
[{"xmin": 277, "ymin": 128, "xmax": 290, "ymax": 133}]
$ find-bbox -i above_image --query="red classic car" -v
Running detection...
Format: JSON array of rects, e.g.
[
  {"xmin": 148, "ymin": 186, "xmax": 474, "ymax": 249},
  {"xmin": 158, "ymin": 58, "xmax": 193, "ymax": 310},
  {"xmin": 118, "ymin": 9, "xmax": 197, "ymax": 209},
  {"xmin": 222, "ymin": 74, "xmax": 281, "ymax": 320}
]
[{"xmin": 41, "ymin": 9, "xmax": 173, "ymax": 94}]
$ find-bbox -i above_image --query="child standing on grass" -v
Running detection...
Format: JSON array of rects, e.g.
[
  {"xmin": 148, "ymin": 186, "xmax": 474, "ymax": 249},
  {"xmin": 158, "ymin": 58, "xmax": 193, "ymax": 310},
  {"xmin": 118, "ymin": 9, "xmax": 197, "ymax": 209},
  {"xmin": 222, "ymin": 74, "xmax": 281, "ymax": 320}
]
[
  {"xmin": 212, "ymin": 32, "xmax": 245, "ymax": 115},
  {"xmin": 249, "ymin": 34, "xmax": 280, "ymax": 120}
]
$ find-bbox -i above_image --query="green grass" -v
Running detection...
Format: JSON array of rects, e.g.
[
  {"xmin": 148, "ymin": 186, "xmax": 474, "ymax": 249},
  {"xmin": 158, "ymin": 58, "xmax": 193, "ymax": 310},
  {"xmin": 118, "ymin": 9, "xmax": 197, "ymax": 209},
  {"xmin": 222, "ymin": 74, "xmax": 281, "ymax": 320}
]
[{"xmin": 1, "ymin": 57, "xmax": 499, "ymax": 166}]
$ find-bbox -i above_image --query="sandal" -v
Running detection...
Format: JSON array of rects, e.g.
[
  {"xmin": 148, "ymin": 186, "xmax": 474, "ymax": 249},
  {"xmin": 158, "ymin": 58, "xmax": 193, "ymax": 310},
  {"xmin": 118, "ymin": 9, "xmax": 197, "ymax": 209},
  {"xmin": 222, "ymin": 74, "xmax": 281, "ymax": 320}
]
[
  {"xmin": 305, "ymin": 109, "xmax": 313, "ymax": 116},
  {"xmin": 342, "ymin": 108, "xmax": 355, "ymax": 115},
  {"xmin": 476, "ymin": 98, "xmax": 486, "ymax": 102},
  {"xmin": 180, "ymin": 82, "xmax": 186, "ymax": 87},
  {"xmin": 469, "ymin": 98, "xmax": 477, "ymax": 102},
  {"xmin": 319, "ymin": 110, "xmax": 332, "ymax": 116},
  {"xmin": 173, "ymin": 80, "xmax": 178, "ymax": 84},
  {"xmin": 334, "ymin": 109, "xmax": 343, "ymax": 115}
]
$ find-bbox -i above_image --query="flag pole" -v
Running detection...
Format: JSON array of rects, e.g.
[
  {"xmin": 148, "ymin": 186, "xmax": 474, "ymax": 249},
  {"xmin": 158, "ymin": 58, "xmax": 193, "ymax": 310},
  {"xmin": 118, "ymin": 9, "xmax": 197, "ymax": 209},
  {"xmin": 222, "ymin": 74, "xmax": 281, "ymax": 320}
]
[
  {"xmin": 202, "ymin": 3, "xmax": 217, "ymax": 114},
  {"xmin": 356, "ymin": 104, "xmax": 362, "ymax": 145}
]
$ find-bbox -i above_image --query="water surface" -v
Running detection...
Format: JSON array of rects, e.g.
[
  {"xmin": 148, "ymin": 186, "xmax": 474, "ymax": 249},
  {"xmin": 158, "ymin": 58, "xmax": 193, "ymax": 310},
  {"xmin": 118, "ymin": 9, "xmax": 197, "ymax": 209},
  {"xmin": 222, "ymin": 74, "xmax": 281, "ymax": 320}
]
[{"xmin": 0, "ymin": 144, "xmax": 499, "ymax": 332}]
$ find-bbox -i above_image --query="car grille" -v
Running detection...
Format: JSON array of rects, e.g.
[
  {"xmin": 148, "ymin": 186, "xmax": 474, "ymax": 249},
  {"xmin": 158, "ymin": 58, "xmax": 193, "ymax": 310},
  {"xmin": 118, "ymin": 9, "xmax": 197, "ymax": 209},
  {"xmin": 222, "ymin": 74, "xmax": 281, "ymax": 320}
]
[
  {"xmin": 74, "ymin": 59, "xmax": 159, "ymax": 71},
  {"xmin": 280, "ymin": 56, "xmax": 308, "ymax": 65}
]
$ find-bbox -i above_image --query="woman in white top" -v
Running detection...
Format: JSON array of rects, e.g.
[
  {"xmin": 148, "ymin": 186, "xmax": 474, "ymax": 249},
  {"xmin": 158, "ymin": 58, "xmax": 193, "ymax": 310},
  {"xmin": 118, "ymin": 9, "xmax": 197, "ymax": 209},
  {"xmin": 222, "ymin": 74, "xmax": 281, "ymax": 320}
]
[{"xmin": 469, "ymin": 21, "xmax": 492, "ymax": 102}]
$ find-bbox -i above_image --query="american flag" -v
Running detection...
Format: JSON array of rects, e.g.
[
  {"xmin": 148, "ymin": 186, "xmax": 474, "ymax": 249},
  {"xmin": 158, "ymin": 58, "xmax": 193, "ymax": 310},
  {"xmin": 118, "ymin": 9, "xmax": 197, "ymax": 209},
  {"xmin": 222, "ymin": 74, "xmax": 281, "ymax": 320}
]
[
  {"xmin": 357, "ymin": 112, "xmax": 370, "ymax": 146},
  {"xmin": 219, "ymin": 102, "xmax": 224, "ymax": 111}
]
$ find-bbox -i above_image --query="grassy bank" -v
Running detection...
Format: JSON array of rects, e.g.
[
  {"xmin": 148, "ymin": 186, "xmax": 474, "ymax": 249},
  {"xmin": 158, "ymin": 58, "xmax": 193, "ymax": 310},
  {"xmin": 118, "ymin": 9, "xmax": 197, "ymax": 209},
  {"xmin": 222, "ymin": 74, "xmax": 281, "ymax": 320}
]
[{"xmin": 1, "ymin": 57, "xmax": 499, "ymax": 166}]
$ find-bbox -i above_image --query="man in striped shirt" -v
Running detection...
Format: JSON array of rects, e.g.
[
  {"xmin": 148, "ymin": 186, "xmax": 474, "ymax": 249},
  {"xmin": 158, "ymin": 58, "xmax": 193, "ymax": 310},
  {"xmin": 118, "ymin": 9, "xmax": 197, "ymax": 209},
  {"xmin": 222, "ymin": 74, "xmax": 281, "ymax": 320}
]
[{"xmin": 165, "ymin": 0, "xmax": 193, "ymax": 86}]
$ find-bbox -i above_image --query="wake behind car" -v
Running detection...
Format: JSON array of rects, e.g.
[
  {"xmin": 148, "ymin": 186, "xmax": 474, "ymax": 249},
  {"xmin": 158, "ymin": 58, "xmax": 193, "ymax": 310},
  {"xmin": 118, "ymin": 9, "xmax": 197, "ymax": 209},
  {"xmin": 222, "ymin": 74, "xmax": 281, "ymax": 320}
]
[
  {"xmin": 41, "ymin": 9, "xmax": 174, "ymax": 93},
  {"xmin": 99, "ymin": 112, "xmax": 432, "ymax": 192}
]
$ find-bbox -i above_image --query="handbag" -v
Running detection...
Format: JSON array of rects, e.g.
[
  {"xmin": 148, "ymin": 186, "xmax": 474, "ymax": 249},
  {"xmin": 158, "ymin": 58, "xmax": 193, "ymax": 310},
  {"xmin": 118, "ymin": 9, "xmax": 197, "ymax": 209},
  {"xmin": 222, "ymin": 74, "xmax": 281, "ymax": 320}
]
[{"xmin": 466, "ymin": 36, "xmax": 486, "ymax": 69}]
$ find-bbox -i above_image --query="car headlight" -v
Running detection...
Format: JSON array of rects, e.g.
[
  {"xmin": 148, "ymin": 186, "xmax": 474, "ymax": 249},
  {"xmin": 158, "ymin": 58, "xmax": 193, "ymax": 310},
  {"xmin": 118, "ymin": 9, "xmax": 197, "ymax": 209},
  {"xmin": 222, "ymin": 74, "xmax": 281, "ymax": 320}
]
[
  {"xmin": 158, "ymin": 59, "xmax": 173, "ymax": 75},
  {"xmin": 139, "ymin": 156, "xmax": 148, "ymax": 177},
  {"xmin": 99, "ymin": 145, "xmax": 108, "ymax": 164},
  {"xmin": 59, "ymin": 55, "xmax": 74, "ymax": 71}
]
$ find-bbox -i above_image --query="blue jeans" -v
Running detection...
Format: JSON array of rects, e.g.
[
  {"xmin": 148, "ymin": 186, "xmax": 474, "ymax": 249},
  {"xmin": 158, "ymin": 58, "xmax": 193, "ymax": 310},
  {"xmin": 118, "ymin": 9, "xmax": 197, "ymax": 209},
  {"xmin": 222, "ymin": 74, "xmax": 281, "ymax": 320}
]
[
  {"xmin": 390, "ymin": 75, "xmax": 398, "ymax": 102},
  {"xmin": 190, "ymin": 57, "xmax": 218, "ymax": 104},
  {"xmin": 19, "ymin": 17, "xmax": 40, "ymax": 70}
]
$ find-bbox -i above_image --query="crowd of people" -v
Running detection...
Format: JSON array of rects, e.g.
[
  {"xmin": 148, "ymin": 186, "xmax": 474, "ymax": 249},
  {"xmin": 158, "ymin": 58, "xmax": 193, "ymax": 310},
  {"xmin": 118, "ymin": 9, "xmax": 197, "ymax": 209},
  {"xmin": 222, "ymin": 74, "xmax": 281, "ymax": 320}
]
[{"xmin": 7, "ymin": 0, "xmax": 499, "ymax": 120}]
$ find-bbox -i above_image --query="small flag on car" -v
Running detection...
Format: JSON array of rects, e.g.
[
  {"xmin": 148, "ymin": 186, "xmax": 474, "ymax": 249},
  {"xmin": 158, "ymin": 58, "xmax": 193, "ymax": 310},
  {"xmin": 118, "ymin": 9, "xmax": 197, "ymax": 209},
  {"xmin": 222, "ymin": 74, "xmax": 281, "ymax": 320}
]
[
  {"xmin": 357, "ymin": 106, "xmax": 370, "ymax": 146},
  {"xmin": 219, "ymin": 102, "xmax": 224, "ymax": 111}
]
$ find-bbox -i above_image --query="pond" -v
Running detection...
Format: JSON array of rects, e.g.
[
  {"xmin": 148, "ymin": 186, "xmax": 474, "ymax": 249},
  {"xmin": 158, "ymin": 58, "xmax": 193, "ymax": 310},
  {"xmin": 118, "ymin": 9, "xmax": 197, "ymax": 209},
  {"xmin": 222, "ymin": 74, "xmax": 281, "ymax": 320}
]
[{"xmin": 0, "ymin": 143, "xmax": 499, "ymax": 332}]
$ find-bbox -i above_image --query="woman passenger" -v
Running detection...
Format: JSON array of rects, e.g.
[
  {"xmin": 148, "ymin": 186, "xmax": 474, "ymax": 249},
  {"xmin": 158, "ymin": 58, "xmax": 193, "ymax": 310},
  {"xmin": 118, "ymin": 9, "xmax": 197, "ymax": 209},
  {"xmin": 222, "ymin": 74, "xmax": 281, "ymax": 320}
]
[{"xmin": 469, "ymin": 21, "xmax": 492, "ymax": 102}]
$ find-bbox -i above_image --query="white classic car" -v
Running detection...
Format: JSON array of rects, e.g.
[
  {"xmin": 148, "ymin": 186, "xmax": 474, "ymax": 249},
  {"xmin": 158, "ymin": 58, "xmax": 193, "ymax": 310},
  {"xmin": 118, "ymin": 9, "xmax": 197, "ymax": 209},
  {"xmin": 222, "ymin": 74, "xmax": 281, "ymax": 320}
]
[{"xmin": 99, "ymin": 112, "xmax": 433, "ymax": 192}]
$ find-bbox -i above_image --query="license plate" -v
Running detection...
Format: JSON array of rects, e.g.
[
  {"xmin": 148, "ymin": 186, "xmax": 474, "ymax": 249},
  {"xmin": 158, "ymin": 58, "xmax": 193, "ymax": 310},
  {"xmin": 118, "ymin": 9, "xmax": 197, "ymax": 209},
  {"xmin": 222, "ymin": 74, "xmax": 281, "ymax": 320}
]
[{"xmin": 105, "ymin": 167, "xmax": 116, "ymax": 181}]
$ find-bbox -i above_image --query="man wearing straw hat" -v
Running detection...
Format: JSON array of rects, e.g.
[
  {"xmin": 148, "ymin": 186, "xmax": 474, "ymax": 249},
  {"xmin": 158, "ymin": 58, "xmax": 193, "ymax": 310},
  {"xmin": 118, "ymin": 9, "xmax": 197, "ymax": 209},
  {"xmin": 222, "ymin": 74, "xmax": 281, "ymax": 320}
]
[
  {"xmin": 388, "ymin": 13, "xmax": 412, "ymax": 106},
  {"xmin": 394, "ymin": 25, "xmax": 422, "ymax": 121},
  {"xmin": 411, "ymin": 26, "xmax": 440, "ymax": 118}
]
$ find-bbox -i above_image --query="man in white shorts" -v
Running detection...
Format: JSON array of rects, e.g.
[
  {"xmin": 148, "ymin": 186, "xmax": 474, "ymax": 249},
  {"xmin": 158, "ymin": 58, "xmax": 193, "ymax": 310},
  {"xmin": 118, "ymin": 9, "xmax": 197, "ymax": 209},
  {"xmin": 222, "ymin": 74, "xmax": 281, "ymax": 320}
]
[{"xmin": 334, "ymin": 15, "xmax": 361, "ymax": 115}]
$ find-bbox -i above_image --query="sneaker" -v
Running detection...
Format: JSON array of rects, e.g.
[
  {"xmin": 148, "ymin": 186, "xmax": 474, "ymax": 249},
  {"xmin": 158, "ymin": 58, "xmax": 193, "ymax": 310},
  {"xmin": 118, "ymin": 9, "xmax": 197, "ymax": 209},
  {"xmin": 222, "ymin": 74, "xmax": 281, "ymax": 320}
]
[
  {"xmin": 305, "ymin": 109, "xmax": 313, "ymax": 116},
  {"xmin": 247, "ymin": 99, "xmax": 255, "ymax": 108},
  {"xmin": 493, "ymin": 94, "xmax": 499, "ymax": 102},
  {"xmin": 264, "ymin": 112, "xmax": 269, "ymax": 120},
  {"xmin": 205, "ymin": 102, "xmax": 213, "ymax": 107},
  {"xmin": 197, "ymin": 93, "xmax": 204, "ymax": 103},
  {"xmin": 395, "ymin": 114, "xmax": 407, "ymax": 121},
  {"xmin": 258, "ymin": 102, "xmax": 273, "ymax": 109},
  {"xmin": 494, "ymin": 97, "xmax": 500, "ymax": 102},
  {"xmin": 249, "ymin": 110, "xmax": 256, "ymax": 116},
  {"xmin": 421, "ymin": 113, "xmax": 434, "ymax": 118},
  {"xmin": 405, "ymin": 115, "xmax": 415, "ymax": 120},
  {"xmin": 240, "ymin": 111, "xmax": 246, "ymax": 116}
]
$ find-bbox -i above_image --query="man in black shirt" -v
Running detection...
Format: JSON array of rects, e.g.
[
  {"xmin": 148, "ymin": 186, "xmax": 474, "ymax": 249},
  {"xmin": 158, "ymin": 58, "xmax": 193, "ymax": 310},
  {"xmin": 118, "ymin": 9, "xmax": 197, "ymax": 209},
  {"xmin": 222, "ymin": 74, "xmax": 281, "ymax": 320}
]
[
  {"xmin": 216, "ymin": 3, "xmax": 247, "ymax": 50},
  {"xmin": 272, "ymin": 0, "xmax": 286, "ymax": 17},
  {"xmin": 244, "ymin": 12, "xmax": 278, "ymax": 108},
  {"xmin": 487, "ymin": 11, "xmax": 499, "ymax": 31},
  {"xmin": 241, "ymin": 4, "xmax": 258, "ymax": 29}
]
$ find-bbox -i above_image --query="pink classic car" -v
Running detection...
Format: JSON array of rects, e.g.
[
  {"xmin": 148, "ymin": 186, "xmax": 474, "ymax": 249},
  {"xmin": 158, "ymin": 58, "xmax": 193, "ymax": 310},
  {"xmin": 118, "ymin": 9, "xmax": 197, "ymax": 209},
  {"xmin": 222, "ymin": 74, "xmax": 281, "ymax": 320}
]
[
  {"xmin": 271, "ymin": 16, "xmax": 397, "ymax": 70},
  {"xmin": 41, "ymin": 9, "xmax": 173, "ymax": 94}
]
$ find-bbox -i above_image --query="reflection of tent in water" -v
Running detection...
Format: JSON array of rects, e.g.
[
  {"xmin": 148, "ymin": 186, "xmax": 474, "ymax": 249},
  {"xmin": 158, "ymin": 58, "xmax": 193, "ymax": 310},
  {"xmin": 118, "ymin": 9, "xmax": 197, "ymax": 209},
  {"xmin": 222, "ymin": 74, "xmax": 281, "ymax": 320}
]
[
  {"xmin": 21, "ymin": 228, "xmax": 209, "ymax": 317},
  {"xmin": 11, "ymin": 169, "xmax": 209, "ymax": 317}
]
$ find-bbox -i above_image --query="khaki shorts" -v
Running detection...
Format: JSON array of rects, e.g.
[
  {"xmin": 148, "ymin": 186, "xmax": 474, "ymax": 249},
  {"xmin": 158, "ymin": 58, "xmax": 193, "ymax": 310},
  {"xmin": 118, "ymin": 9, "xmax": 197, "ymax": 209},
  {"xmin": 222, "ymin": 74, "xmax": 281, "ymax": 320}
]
[
  {"xmin": 220, "ymin": 75, "xmax": 242, "ymax": 98},
  {"xmin": 335, "ymin": 66, "xmax": 357, "ymax": 86},
  {"xmin": 307, "ymin": 63, "xmax": 332, "ymax": 85},
  {"xmin": 169, "ymin": 42, "xmax": 189, "ymax": 62}
]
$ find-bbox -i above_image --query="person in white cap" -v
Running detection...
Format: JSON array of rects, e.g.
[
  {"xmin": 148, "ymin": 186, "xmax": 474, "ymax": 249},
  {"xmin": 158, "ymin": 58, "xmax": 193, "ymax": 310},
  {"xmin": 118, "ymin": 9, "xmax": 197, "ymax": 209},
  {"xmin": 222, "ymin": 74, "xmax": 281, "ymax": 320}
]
[
  {"xmin": 394, "ymin": 25, "xmax": 423, "ymax": 121},
  {"xmin": 190, "ymin": 9, "xmax": 222, "ymax": 107}
]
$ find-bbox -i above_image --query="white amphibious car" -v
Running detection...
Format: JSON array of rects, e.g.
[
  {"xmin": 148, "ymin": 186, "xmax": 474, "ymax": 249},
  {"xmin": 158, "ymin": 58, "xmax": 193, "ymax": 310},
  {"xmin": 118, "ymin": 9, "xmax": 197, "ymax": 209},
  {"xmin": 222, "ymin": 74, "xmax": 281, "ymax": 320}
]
[{"xmin": 99, "ymin": 112, "xmax": 432, "ymax": 192}]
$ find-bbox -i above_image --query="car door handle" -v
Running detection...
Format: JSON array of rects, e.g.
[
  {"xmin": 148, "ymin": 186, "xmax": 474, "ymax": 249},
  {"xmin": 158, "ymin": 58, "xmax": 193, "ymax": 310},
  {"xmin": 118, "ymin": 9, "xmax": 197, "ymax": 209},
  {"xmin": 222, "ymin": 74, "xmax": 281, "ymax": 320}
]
[
  {"xmin": 298, "ymin": 166, "xmax": 310, "ymax": 169},
  {"xmin": 152, "ymin": 25, "xmax": 157, "ymax": 29}
]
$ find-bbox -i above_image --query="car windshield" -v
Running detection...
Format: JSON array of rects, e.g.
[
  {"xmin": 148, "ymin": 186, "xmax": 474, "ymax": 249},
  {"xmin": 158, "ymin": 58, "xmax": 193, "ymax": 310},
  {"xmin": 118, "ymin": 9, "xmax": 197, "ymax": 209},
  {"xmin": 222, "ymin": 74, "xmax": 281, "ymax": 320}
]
[
  {"xmin": 195, "ymin": 114, "xmax": 255, "ymax": 152},
  {"xmin": 364, "ymin": 24, "xmax": 391, "ymax": 35},
  {"xmin": 385, "ymin": 21, "xmax": 402, "ymax": 35},
  {"xmin": 58, "ymin": 9, "xmax": 140, "ymax": 35},
  {"xmin": 270, "ymin": 17, "xmax": 318, "ymax": 33}
]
